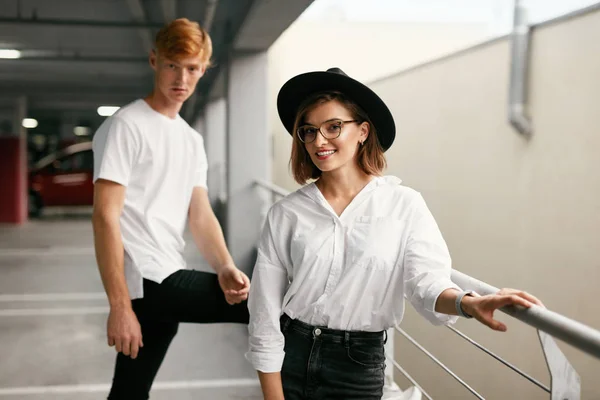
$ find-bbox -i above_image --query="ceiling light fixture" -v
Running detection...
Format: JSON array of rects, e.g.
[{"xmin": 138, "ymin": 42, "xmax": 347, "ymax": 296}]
[
  {"xmin": 22, "ymin": 118, "xmax": 38, "ymax": 129},
  {"xmin": 74, "ymin": 126, "xmax": 91, "ymax": 136},
  {"xmin": 97, "ymin": 106, "xmax": 120, "ymax": 117},
  {"xmin": 0, "ymin": 49, "xmax": 21, "ymax": 59}
]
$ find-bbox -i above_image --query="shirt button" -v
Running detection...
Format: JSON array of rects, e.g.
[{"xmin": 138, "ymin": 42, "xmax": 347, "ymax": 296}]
[{"xmin": 314, "ymin": 328, "xmax": 322, "ymax": 336}]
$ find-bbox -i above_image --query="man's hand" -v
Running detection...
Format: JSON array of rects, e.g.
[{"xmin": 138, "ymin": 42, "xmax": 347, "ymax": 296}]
[
  {"xmin": 107, "ymin": 305, "xmax": 144, "ymax": 359},
  {"xmin": 217, "ymin": 265, "xmax": 250, "ymax": 305},
  {"xmin": 462, "ymin": 288, "xmax": 545, "ymax": 332}
]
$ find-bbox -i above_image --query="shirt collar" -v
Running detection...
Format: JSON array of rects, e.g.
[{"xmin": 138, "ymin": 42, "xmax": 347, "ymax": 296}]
[{"xmin": 299, "ymin": 175, "xmax": 401, "ymax": 218}]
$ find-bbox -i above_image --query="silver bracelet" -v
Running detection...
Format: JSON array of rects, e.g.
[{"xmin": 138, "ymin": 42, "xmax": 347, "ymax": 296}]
[{"xmin": 455, "ymin": 290, "xmax": 475, "ymax": 318}]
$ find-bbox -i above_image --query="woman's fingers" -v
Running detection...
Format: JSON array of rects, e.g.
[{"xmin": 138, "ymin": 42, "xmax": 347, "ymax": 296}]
[
  {"xmin": 518, "ymin": 291, "xmax": 545, "ymax": 308},
  {"xmin": 476, "ymin": 289, "xmax": 544, "ymax": 333},
  {"xmin": 498, "ymin": 288, "xmax": 544, "ymax": 308},
  {"xmin": 484, "ymin": 316, "xmax": 507, "ymax": 332}
]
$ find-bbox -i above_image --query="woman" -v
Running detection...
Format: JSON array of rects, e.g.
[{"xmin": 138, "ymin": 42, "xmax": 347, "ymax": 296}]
[{"xmin": 246, "ymin": 67, "xmax": 543, "ymax": 400}]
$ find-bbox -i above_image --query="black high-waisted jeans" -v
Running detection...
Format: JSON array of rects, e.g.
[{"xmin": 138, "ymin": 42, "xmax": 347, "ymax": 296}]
[{"xmin": 280, "ymin": 314, "xmax": 386, "ymax": 400}]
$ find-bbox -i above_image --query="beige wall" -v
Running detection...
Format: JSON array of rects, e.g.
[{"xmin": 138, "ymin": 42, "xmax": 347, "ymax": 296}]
[{"xmin": 271, "ymin": 9, "xmax": 600, "ymax": 400}]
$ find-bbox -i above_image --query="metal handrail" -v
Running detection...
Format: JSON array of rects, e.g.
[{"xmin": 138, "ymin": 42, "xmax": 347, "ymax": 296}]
[
  {"xmin": 386, "ymin": 355, "xmax": 433, "ymax": 400},
  {"xmin": 396, "ymin": 326, "xmax": 485, "ymax": 399},
  {"xmin": 254, "ymin": 179, "xmax": 290, "ymax": 199},
  {"xmin": 446, "ymin": 325, "xmax": 550, "ymax": 393},
  {"xmin": 451, "ymin": 270, "xmax": 600, "ymax": 360}
]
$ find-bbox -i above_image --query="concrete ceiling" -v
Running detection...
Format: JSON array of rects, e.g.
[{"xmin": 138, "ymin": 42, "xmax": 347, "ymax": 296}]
[{"xmin": 0, "ymin": 0, "xmax": 314, "ymax": 129}]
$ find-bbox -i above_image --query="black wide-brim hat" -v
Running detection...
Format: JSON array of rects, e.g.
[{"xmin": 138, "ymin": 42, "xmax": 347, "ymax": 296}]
[{"xmin": 277, "ymin": 67, "xmax": 396, "ymax": 151}]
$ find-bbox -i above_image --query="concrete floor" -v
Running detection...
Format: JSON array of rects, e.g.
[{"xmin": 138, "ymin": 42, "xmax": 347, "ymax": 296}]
[{"xmin": 0, "ymin": 216, "xmax": 261, "ymax": 399}]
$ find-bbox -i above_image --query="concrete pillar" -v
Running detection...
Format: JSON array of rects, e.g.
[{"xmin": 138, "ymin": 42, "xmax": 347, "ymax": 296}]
[
  {"xmin": 17, "ymin": 96, "xmax": 28, "ymax": 223},
  {"xmin": 203, "ymin": 98, "xmax": 227, "ymax": 207},
  {"xmin": 14, "ymin": 96, "xmax": 27, "ymax": 140},
  {"xmin": 0, "ymin": 96, "xmax": 28, "ymax": 223},
  {"xmin": 225, "ymin": 51, "xmax": 270, "ymax": 274},
  {"xmin": 191, "ymin": 115, "xmax": 204, "ymax": 138}
]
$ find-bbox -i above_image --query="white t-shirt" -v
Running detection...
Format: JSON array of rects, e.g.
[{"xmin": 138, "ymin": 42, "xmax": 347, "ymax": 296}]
[{"xmin": 92, "ymin": 99, "xmax": 208, "ymax": 299}]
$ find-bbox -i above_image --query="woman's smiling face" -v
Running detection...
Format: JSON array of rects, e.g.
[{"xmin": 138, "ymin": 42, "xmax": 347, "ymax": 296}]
[{"xmin": 301, "ymin": 100, "xmax": 369, "ymax": 173}]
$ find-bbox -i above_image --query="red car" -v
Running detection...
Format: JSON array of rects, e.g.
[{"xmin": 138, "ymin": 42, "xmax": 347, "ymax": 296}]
[{"xmin": 29, "ymin": 142, "xmax": 94, "ymax": 217}]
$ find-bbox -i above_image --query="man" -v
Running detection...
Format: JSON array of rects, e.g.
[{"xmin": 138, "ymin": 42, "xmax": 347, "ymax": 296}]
[{"xmin": 92, "ymin": 18, "xmax": 250, "ymax": 399}]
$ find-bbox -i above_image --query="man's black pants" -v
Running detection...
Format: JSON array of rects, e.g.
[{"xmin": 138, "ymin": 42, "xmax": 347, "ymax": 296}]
[{"xmin": 107, "ymin": 269, "xmax": 249, "ymax": 400}]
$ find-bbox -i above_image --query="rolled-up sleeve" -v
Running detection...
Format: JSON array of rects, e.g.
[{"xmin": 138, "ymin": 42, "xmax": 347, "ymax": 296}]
[
  {"xmin": 403, "ymin": 193, "xmax": 461, "ymax": 325},
  {"xmin": 246, "ymin": 209, "xmax": 289, "ymax": 372}
]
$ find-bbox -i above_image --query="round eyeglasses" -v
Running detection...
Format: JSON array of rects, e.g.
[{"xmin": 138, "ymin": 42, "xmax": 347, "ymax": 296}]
[{"xmin": 296, "ymin": 119, "xmax": 358, "ymax": 144}]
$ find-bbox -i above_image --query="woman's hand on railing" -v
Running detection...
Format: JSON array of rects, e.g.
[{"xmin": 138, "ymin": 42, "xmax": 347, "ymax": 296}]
[{"xmin": 462, "ymin": 288, "xmax": 545, "ymax": 332}]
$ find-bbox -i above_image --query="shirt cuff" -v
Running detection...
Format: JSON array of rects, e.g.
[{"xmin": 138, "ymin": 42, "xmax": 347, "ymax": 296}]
[{"xmin": 245, "ymin": 350, "xmax": 286, "ymax": 373}]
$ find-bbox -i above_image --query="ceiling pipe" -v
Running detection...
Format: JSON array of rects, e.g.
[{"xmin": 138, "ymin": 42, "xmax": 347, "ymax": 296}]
[
  {"xmin": 0, "ymin": 54, "xmax": 148, "ymax": 62},
  {"xmin": 508, "ymin": 0, "xmax": 533, "ymax": 137},
  {"xmin": 0, "ymin": 16, "xmax": 165, "ymax": 29}
]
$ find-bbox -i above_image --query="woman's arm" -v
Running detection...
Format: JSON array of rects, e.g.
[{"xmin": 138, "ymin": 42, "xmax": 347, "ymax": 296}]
[
  {"xmin": 402, "ymin": 193, "xmax": 545, "ymax": 328},
  {"xmin": 247, "ymin": 209, "xmax": 289, "ymax": 397},
  {"xmin": 258, "ymin": 372, "xmax": 285, "ymax": 400}
]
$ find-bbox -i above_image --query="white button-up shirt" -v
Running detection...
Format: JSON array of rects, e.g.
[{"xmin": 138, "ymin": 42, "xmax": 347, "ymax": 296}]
[{"xmin": 246, "ymin": 176, "xmax": 460, "ymax": 373}]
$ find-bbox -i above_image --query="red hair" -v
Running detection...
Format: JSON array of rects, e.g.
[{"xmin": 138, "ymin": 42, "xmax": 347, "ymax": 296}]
[{"xmin": 154, "ymin": 18, "xmax": 212, "ymax": 67}]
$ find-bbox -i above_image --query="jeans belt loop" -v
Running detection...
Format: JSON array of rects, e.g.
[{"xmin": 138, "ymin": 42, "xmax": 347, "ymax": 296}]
[{"xmin": 344, "ymin": 331, "xmax": 350, "ymax": 348}]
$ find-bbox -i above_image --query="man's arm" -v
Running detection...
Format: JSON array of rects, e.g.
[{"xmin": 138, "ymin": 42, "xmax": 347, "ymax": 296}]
[
  {"xmin": 92, "ymin": 179, "xmax": 129, "ymax": 306},
  {"xmin": 92, "ymin": 178, "xmax": 143, "ymax": 358},
  {"xmin": 188, "ymin": 187, "xmax": 234, "ymax": 273},
  {"xmin": 188, "ymin": 187, "xmax": 249, "ymax": 304}
]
